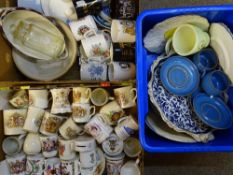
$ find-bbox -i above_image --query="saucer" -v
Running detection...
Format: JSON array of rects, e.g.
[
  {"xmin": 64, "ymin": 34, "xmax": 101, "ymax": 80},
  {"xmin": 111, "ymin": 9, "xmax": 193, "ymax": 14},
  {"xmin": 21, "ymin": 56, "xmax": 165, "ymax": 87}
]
[
  {"xmin": 12, "ymin": 18, "xmax": 77, "ymax": 81},
  {"xmin": 193, "ymin": 93, "xmax": 233, "ymax": 129},
  {"xmin": 210, "ymin": 23, "xmax": 233, "ymax": 83},
  {"xmin": 160, "ymin": 56, "xmax": 200, "ymax": 96}
]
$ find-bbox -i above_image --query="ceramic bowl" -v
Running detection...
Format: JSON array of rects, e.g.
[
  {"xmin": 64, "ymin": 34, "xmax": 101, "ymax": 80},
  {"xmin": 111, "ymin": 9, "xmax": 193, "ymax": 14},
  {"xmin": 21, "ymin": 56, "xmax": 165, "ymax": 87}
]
[{"xmin": 148, "ymin": 54, "xmax": 214, "ymax": 142}]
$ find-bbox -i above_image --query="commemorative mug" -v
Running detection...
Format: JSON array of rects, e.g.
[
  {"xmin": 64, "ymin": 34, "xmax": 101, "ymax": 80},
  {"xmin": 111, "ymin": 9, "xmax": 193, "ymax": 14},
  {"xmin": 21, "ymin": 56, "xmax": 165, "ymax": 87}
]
[
  {"xmin": 59, "ymin": 118, "xmax": 85, "ymax": 139},
  {"xmin": 73, "ymin": 135, "xmax": 96, "ymax": 152},
  {"xmin": 40, "ymin": 135, "xmax": 58, "ymax": 158},
  {"xmin": 6, "ymin": 153, "xmax": 26, "ymax": 175},
  {"xmin": 108, "ymin": 62, "xmax": 136, "ymax": 81},
  {"xmin": 79, "ymin": 149, "xmax": 97, "ymax": 168},
  {"xmin": 110, "ymin": 43, "xmax": 135, "ymax": 62},
  {"xmin": 72, "ymin": 103, "xmax": 96, "ymax": 123},
  {"xmin": 105, "ymin": 153, "xmax": 125, "ymax": 175},
  {"xmin": 172, "ymin": 24, "xmax": 210, "ymax": 56},
  {"xmin": 120, "ymin": 159, "xmax": 141, "ymax": 175},
  {"xmin": 123, "ymin": 137, "xmax": 142, "ymax": 158},
  {"xmin": 23, "ymin": 133, "xmax": 41, "ymax": 155},
  {"xmin": 99, "ymin": 101, "xmax": 124, "ymax": 125},
  {"xmin": 69, "ymin": 15, "xmax": 98, "ymax": 41},
  {"xmin": 44, "ymin": 158, "xmax": 61, "ymax": 175},
  {"xmin": 60, "ymin": 158, "xmax": 81, "ymax": 175},
  {"xmin": 3, "ymin": 109, "xmax": 27, "ymax": 135},
  {"xmin": 23, "ymin": 106, "xmax": 45, "ymax": 133},
  {"xmin": 84, "ymin": 114, "xmax": 113, "ymax": 143},
  {"xmin": 114, "ymin": 86, "xmax": 137, "ymax": 109},
  {"xmin": 90, "ymin": 88, "xmax": 114, "ymax": 107},
  {"xmin": 111, "ymin": 20, "xmax": 135, "ymax": 43},
  {"xmin": 40, "ymin": 112, "xmax": 64, "ymax": 136},
  {"xmin": 115, "ymin": 115, "xmax": 138, "ymax": 141},
  {"xmin": 26, "ymin": 154, "xmax": 45, "ymax": 175},
  {"xmin": 28, "ymin": 89, "xmax": 49, "ymax": 109},
  {"xmin": 51, "ymin": 88, "xmax": 72, "ymax": 114},
  {"xmin": 9, "ymin": 90, "xmax": 29, "ymax": 109},
  {"xmin": 2, "ymin": 134, "xmax": 26, "ymax": 156},
  {"xmin": 58, "ymin": 138, "xmax": 76, "ymax": 161},
  {"xmin": 73, "ymin": 87, "xmax": 91, "ymax": 104}
]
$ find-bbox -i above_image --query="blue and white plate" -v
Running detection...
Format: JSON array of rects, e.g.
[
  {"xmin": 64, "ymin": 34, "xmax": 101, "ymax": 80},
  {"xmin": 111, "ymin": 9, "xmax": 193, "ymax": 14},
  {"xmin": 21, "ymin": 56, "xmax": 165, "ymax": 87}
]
[
  {"xmin": 193, "ymin": 93, "xmax": 233, "ymax": 129},
  {"xmin": 160, "ymin": 56, "xmax": 200, "ymax": 96},
  {"xmin": 148, "ymin": 55, "xmax": 214, "ymax": 142}
]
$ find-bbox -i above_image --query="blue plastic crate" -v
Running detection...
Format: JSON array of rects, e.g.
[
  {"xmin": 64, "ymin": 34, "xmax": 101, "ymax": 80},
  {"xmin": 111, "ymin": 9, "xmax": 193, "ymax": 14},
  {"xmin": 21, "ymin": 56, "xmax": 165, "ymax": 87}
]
[{"xmin": 136, "ymin": 5, "xmax": 233, "ymax": 153}]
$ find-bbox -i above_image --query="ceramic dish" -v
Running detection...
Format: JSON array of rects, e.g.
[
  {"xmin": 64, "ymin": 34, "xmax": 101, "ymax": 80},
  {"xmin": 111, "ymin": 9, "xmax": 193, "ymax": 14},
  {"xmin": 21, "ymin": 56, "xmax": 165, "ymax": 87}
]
[
  {"xmin": 1, "ymin": 10, "xmax": 66, "ymax": 61},
  {"xmin": 193, "ymin": 93, "xmax": 233, "ymax": 129},
  {"xmin": 94, "ymin": 148, "xmax": 105, "ymax": 175},
  {"xmin": 160, "ymin": 56, "xmax": 200, "ymax": 96},
  {"xmin": 12, "ymin": 18, "xmax": 77, "ymax": 81},
  {"xmin": 148, "ymin": 54, "xmax": 214, "ymax": 142},
  {"xmin": 210, "ymin": 23, "xmax": 233, "ymax": 83},
  {"xmin": 146, "ymin": 110, "xmax": 198, "ymax": 143},
  {"xmin": 144, "ymin": 15, "xmax": 209, "ymax": 53}
]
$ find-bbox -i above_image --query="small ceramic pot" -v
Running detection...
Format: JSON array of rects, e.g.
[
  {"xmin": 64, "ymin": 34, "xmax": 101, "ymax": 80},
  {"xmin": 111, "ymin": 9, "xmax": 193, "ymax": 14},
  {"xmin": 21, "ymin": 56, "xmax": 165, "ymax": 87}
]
[{"xmin": 73, "ymin": 135, "xmax": 96, "ymax": 152}]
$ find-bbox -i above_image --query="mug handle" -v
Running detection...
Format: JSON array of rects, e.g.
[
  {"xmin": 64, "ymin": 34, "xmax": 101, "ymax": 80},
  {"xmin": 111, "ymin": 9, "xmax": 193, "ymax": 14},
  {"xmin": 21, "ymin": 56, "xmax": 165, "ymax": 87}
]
[
  {"xmin": 83, "ymin": 29, "xmax": 97, "ymax": 39},
  {"xmin": 18, "ymin": 134, "xmax": 27, "ymax": 141},
  {"xmin": 85, "ymin": 88, "xmax": 92, "ymax": 100},
  {"xmin": 130, "ymin": 88, "xmax": 137, "ymax": 102},
  {"xmin": 117, "ymin": 116, "xmax": 128, "ymax": 125},
  {"xmin": 135, "ymin": 158, "xmax": 140, "ymax": 165},
  {"xmin": 90, "ymin": 106, "xmax": 96, "ymax": 116}
]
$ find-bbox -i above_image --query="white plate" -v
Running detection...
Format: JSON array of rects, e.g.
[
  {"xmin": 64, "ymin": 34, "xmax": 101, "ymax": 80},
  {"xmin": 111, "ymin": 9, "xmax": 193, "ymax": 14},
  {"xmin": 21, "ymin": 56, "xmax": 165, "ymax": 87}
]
[
  {"xmin": 210, "ymin": 23, "xmax": 233, "ymax": 83},
  {"xmin": 12, "ymin": 18, "xmax": 77, "ymax": 81}
]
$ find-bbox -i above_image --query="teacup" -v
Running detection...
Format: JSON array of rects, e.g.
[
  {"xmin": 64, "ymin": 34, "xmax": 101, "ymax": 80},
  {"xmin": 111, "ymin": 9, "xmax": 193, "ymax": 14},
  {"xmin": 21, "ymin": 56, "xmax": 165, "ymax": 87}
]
[
  {"xmin": 73, "ymin": 135, "xmax": 96, "ymax": 152},
  {"xmin": 90, "ymin": 88, "xmax": 114, "ymax": 107},
  {"xmin": 115, "ymin": 115, "xmax": 138, "ymax": 141},
  {"xmin": 23, "ymin": 133, "xmax": 41, "ymax": 155},
  {"xmin": 2, "ymin": 134, "xmax": 26, "ymax": 156},
  {"xmin": 44, "ymin": 158, "xmax": 60, "ymax": 175},
  {"xmin": 40, "ymin": 135, "xmax": 58, "ymax": 158},
  {"xmin": 84, "ymin": 114, "xmax": 113, "ymax": 143},
  {"xmin": 111, "ymin": 20, "xmax": 135, "ymax": 43},
  {"xmin": 6, "ymin": 153, "xmax": 26, "ymax": 175},
  {"xmin": 108, "ymin": 62, "xmax": 136, "ymax": 81},
  {"xmin": 100, "ymin": 101, "xmax": 124, "ymax": 125},
  {"xmin": 79, "ymin": 149, "xmax": 97, "ymax": 168},
  {"xmin": 28, "ymin": 89, "xmax": 49, "ymax": 109},
  {"xmin": 3, "ymin": 109, "xmax": 27, "ymax": 135},
  {"xmin": 23, "ymin": 106, "xmax": 45, "ymax": 133},
  {"xmin": 123, "ymin": 137, "xmax": 142, "ymax": 158},
  {"xmin": 9, "ymin": 90, "xmax": 29, "ymax": 109},
  {"xmin": 40, "ymin": 112, "xmax": 64, "ymax": 136},
  {"xmin": 80, "ymin": 60, "xmax": 108, "ymax": 81},
  {"xmin": 172, "ymin": 24, "xmax": 210, "ymax": 56},
  {"xmin": 69, "ymin": 15, "xmax": 98, "ymax": 41},
  {"xmin": 50, "ymin": 88, "xmax": 72, "ymax": 114},
  {"xmin": 26, "ymin": 154, "xmax": 44, "ymax": 175},
  {"xmin": 105, "ymin": 153, "xmax": 125, "ymax": 175},
  {"xmin": 120, "ymin": 159, "xmax": 141, "ymax": 175},
  {"xmin": 58, "ymin": 138, "xmax": 76, "ymax": 161},
  {"xmin": 72, "ymin": 103, "xmax": 96, "ymax": 123},
  {"xmin": 201, "ymin": 70, "xmax": 230, "ymax": 96},
  {"xmin": 60, "ymin": 158, "xmax": 81, "ymax": 175},
  {"xmin": 73, "ymin": 87, "xmax": 92, "ymax": 104},
  {"xmin": 59, "ymin": 118, "xmax": 85, "ymax": 139},
  {"xmin": 114, "ymin": 86, "xmax": 137, "ymax": 109}
]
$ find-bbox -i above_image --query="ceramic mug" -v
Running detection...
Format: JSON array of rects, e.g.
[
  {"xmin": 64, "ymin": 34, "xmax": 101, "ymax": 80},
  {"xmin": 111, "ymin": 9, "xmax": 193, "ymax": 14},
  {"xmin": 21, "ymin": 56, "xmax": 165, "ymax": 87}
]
[
  {"xmin": 50, "ymin": 88, "xmax": 72, "ymax": 114},
  {"xmin": 73, "ymin": 135, "xmax": 96, "ymax": 152},
  {"xmin": 23, "ymin": 106, "xmax": 45, "ymax": 133},
  {"xmin": 6, "ymin": 153, "xmax": 26, "ymax": 175},
  {"xmin": 23, "ymin": 133, "xmax": 42, "ymax": 155},
  {"xmin": 59, "ymin": 118, "xmax": 85, "ymax": 139},
  {"xmin": 81, "ymin": 30, "xmax": 111, "ymax": 59},
  {"xmin": 69, "ymin": 15, "xmax": 98, "ymax": 41},
  {"xmin": 2, "ymin": 134, "xmax": 26, "ymax": 156},
  {"xmin": 110, "ymin": 43, "xmax": 135, "ymax": 62},
  {"xmin": 26, "ymin": 154, "xmax": 45, "ymax": 175},
  {"xmin": 100, "ymin": 101, "xmax": 124, "ymax": 125},
  {"xmin": 105, "ymin": 153, "xmax": 125, "ymax": 175},
  {"xmin": 114, "ymin": 86, "xmax": 137, "ymax": 109},
  {"xmin": 120, "ymin": 159, "xmax": 141, "ymax": 175},
  {"xmin": 108, "ymin": 62, "xmax": 136, "ymax": 81},
  {"xmin": 58, "ymin": 138, "xmax": 76, "ymax": 161},
  {"xmin": 90, "ymin": 88, "xmax": 114, "ymax": 107},
  {"xmin": 201, "ymin": 70, "xmax": 230, "ymax": 96},
  {"xmin": 60, "ymin": 158, "xmax": 81, "ymax": 175},
  {"xmin": 44, "ymin": 158, "xmax": 61, "ymax": 175},
  {"xmin": 73, "ymin": 87, "xmax": 92, "ymax": 104},
  {"xmin": 84, "ymin": 114, "xmax": 113, "ymax": 143},
  {"xmin": 172, "ymin": 24, "xmax": 210, "ymax": 56},
  {"xmin": 123, "ymin": 137, "xmax": 142, "ymax": 158},
  {"xmin": 3, "ymin": 109, "xmax": 27, "ymax": 135},
  {"xmin": 28, "ymin": 89, "xmax": 49, "ymax": 109},
  {"xmin": 9, "ymin": 90, "xmax": 29, "ymax": 109},
  {"xmin": 79, "ymin": 149, "xmax": 97, "ymax": 168},
  {"xmin": 40, "ymin": 112, "xmax": 64, "ymax": 136},
  {"xmin": 72, "ymin": 103, "xmax": 96, "ymax": 123},
  {"xmin": 40, "ymin": 135, "xmax": 58, "ymax": 158},
  {"xmin": 80, "ymin": 61, "xmax": 108, "ymax": 81},
  {"xmin": 111, "ymin": 20, "xmax": 135, "ymax": 43},
  {"xmin": 115, "ymin": 115, "xmax": 138, "ymax": 141}
]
